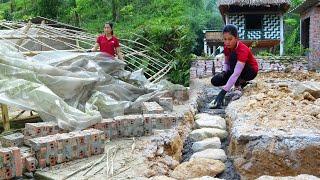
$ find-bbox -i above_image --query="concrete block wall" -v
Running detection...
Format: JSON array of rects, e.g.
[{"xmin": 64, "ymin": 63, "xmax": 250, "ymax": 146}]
[
  {"xmin": 29, "ymin": 129, "xmax": 105, "ymax": 168},
  {"xmin": 90, "ymin": 113, "xmax": 178, "ymax": 139},
  {"xmin": 0, "ymin": 128, "xmax": 105, "ymax": 179},
  {"xmin": 190, "ymin": 56, "xmax": 309, "ymax": 81},
  {"xmin": 256, "ymin": 57, "xmax": 308, "ymax": 72}
]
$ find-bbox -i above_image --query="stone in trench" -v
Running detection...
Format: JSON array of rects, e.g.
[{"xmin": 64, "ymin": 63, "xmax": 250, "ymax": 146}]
[
  {"xmin": 192, "ymin": 137, "xmax": 221, "ymax": 152},
  {"xmin": 195, "ymin": 113, "xmax": 226, "ymax": 130},
  {"xmin": 190, "ymin": 149, "xmax": 227, "ymax": 162},
  {"xmin": 189, "ymin": 128, "xmax": 227, "ymax": 141},
  {"xmin": 170, "ymin": 158, "xmax": 225, "ymax": 179},
  {"xmin": 256, "ymin": 174, "xmax": 320, "ymax": 180}
]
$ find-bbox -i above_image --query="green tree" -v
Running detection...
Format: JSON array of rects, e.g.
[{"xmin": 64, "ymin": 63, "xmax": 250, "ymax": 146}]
[{"xmin": 283, "ymin": 0, "xmax": 304, "ymax": 55}]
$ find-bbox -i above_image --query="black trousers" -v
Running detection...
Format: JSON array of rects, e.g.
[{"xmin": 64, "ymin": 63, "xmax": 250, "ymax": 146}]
[{"xmin": 211, "ymin": 52, "xmax": 257, "ymax": 87}]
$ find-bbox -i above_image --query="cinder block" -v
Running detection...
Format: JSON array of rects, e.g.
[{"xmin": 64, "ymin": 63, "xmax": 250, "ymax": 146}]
[
  {"xmin": 69, "ymin": 132, "xmax": 88, "ymax": 159},
  {"xmin": 29, "ymin": 135, "xmax": 57, "ymax": 167},
  {"xmin": 0, "ymin": 133, "xmax": 24, "ymax": 147},
  {"xmin": 8, "ymin": 147, "xmax": 22, "ymax": 177},
  {"xmin": 3, "ymin": 167, "xmax": 13, "ymax": 179},
  {"xmin": 83, "ymin": 129, "xmax": 104, "ymax": 156},
  {"xmin": 143, "ymin": 114, "xmax": 177, "ymax": 132},
  {"xmin": 114, "ymin": 115, "xmax": 144, "ymax": 137},
  {"xmin": 56, "ymin": 133, "xmax": 72, "ymax": 163},
  {"xmin": 143, "ymin": 114, "xmax": 153, "ymax": 135},
  {"xmin": 102, "ymin": 118, "xmax": 118, "ymax": 139},
  {"xmin": 0, "ymin": 148, "xmax": 12, "ymax": 165},
  {"xmin": 24, "ymin": 122, "xmax": 59, "ymax": 146},
  {"xmin": 142, "ymin": 102, "xmax": 164, "ymax": 114},
  {"xmin": 0, "ymin": 147, "xmax": 27, "ymax": 179},
  {"xmin": 0, "ymin": 148, "xmax": 13, "ymax": 179},
  {"xmin": 20, "ymin": 146, "xmax": 36, "ymax": 172},
  {"xmin": 25, "ymin": 157, "xmax": 36, "ymax": 172},
  {"xmin": 143, "ymin": 114, "xmax": 161, "ymax": 130},
  {"xmin": 38, "ymin": 158, "xmax": 46, "ymax": 168}
]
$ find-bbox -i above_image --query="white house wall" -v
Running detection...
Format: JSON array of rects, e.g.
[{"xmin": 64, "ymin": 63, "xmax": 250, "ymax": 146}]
[
  {"xmin": 228, "ymin": 14, "xmax": 246, "ymax": 38},
  {"xmin": 263, "ymin": 14, "xmax": 281, "ymax": 39}
]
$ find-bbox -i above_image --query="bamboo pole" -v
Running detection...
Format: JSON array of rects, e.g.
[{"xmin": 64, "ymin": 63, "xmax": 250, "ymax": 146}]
[
  {"xmin": 1, "ymin": 104, "xmax": 10, "ymax": 131},
  {"xmin": 38, "ymin": 25, "xmax": 95, "ymax": 45},
  {"xmin": 121, "ymin": 44, "xmax": 164, "ymax": 71}
]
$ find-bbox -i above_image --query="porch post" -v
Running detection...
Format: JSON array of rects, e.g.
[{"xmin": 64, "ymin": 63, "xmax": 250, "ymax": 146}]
[
  {"xmin": 204, "ymin": 40, "xmax": 208, "ymax": 56},
  {"xmin": 280, "ymin": 14, "xmax": 284, "ymax": 56}
]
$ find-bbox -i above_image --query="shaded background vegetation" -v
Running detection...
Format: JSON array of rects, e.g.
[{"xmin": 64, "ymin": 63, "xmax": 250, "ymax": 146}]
[{"xmin": 0, "ymin": 0, "xmax": 304, "ymax": 86}]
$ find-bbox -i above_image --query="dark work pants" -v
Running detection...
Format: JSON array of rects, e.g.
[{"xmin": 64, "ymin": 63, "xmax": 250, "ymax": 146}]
[{"xmin": 211, "ymin": 52, "xmax": 257, "ymax": 87}]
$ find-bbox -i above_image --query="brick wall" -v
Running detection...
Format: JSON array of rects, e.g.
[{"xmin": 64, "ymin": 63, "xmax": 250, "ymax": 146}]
[{"xmin": 301, "ymin": 6, "xmax": 320, "ymax": 71}]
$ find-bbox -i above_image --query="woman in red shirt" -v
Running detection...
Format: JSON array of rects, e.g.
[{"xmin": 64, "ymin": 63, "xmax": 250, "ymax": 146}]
[
  {"xmin": 90, "ymin": 22, "xmax": 124, "ymax": 60},
  {"xmin": 210, "ymin": 24, "xmax": 258, "ymax": 108}
]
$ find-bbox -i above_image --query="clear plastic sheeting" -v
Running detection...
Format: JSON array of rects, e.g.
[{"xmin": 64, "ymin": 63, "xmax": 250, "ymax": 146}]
[{"xmin": 0, "ymin": 43, "xmax": 186, "ymax": 131}]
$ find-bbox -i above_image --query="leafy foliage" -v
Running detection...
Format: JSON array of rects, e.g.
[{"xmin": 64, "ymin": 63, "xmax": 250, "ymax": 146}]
[{"xmin": 283, "ymin": 0, "xmax": 305, "ymax": 56}]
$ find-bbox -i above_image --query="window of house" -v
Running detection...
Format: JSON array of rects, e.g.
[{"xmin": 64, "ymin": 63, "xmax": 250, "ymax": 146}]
[{"xmin": 245, "ymin": 15, "xmax": 263, "ymax": 30}]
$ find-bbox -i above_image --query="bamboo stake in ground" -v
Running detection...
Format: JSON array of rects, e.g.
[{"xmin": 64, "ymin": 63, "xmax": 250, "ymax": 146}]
[{"xmin": 1, "ymin": 104, "xmax": 10, "ymax": 131}]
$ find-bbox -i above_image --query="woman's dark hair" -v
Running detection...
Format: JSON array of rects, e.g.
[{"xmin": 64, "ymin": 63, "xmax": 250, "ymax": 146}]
[
  {"xmin": 105, "ymin": 22, "xmax": 114, "ymax": 35},
  {"xmin": 223, "ymin": 24, "xmax": 238, "ymax": 37}
]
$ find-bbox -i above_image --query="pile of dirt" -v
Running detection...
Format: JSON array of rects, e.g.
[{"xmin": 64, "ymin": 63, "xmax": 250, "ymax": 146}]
[{"xmin": 241, "ymin": 71, "xmax": 320, "ymax": 132}]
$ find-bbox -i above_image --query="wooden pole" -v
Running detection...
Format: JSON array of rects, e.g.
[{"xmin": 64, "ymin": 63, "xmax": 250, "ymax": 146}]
[
  {"xmin": 280, "ymin": 14, "xmax": 284, "ymax": 56},
  {"xmin": 1, "ymin": 104, "xmax": 10, "ymax": 131}
]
